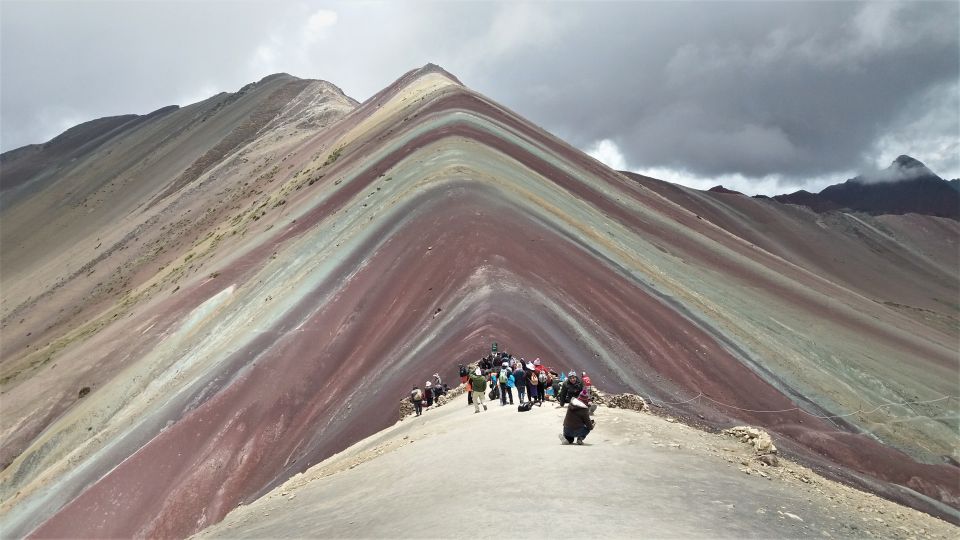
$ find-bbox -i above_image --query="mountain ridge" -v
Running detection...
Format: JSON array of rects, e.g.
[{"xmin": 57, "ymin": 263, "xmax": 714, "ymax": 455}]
[{"xmin": 1, "ymin": 65, "xmax": 957, "ymax": 537}]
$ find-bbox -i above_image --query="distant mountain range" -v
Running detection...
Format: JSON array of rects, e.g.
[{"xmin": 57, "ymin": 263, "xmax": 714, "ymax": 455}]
[{"xmin": 767, "ymin": 155, "xmax": 959, "ymax": 219}]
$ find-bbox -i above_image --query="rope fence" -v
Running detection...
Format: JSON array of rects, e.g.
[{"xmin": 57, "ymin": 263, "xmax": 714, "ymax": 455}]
[{"xmin": 651, "ymin": 392, "xmax": 959, "ymax": 421}]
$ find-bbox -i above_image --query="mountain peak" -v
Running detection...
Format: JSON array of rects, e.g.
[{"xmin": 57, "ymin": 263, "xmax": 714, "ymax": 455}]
[
  {"xmin": 851, "ymin": 154, "xmax": 940, "ymax": 185},
  {"xmin": 892, "ymin": 154, "xmax": 927, "ymax": 170}
]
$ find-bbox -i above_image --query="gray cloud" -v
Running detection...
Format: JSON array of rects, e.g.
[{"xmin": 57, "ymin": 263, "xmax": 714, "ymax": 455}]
[{"xmin": 2, "ymin": 1, "xmax": 957, "ymax": 195}]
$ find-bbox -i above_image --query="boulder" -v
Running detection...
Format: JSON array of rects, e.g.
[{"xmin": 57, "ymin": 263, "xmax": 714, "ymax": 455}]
[{"xmin": 758, "ymin": 454, "xmax": 780, "ymax": 467}]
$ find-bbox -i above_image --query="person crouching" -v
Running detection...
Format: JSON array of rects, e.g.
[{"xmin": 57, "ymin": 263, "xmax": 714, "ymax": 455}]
[{"xmin": 559, "ymin": 390, "xmax": 594, "ymax": 445}]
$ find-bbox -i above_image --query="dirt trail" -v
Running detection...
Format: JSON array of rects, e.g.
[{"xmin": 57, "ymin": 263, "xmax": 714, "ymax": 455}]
[{"xmin": 197, "ymin": 397, "xmax": 957, "ymax": 539}]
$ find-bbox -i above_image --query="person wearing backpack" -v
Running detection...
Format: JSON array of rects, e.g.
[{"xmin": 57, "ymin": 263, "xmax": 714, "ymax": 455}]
[
  {"xmin": 536, "ymin": 369, "xmax": 548, "ymax": 405},
  {"xmin": 499, "ymin": 367, "xmax": 514, "ymax": 406},
  {"xmin": 410, "ymin": 386, "xmax": 423, "ymax": 417},
  {"xmin": 527, "ymin": 369, "xmax": 541, "ymax": 406},
  {"xmin": 468, "ymin": 368, "xmax": 488, "ymax": 413}
]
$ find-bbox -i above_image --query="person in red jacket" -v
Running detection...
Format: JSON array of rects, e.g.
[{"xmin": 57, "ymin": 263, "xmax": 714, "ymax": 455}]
[{"xmin": 460, "ymin": 364, "xmax": 472, "ymax": 405}]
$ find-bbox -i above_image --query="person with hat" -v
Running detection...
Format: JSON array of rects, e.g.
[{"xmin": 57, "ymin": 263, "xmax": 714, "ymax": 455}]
[
  {"xmin": 558, "ymin": 371, "xmax": 583, "ymax": 408},
  {"xmin": 410, "ymin": 386, "xmax": 424, "ymax": 417},
  {"xmin": 527, "ymin": 368, "xmax": 540, "ymax": 406},
  {"xmin": 424, "ymin": 381, "xmax": 434, "ymax": 407},
  {"xmin": 559, "ymin": 390, "xmax": 595, "ymax": 445},
  {"xmin": 468, "ymin": 368, "xmax": 488, "ymax": 413}
]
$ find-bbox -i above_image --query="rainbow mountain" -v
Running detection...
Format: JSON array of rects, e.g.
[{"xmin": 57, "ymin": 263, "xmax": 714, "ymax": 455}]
[{"xmin": 1, "ymin": 64, "xmax": 957, "ymax": 537}]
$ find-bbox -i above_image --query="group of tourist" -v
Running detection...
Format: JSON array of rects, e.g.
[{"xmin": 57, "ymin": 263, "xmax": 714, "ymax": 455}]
[
  {"xmin": 407, "ymin": 344, "xmax": 598, "ymax": 444},
  {"xmin": 460, "ymin": 350, "xmax": 591, "ymax": 408},
  {"xmin": 461, "ymin": 346, "xmax": 597, "ymax": 444},
  {"xmin": 408, "ymin": 372, "xmax": 449, "ymax": 417}
]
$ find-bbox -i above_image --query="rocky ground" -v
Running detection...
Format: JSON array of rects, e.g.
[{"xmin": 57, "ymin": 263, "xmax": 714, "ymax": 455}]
[{"xmin": 196, "ymin": 394, "xmax": 957, "ymax": 539}]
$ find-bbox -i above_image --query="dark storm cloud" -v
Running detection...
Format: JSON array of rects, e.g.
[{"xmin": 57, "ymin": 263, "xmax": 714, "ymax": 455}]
[
  {"xmin": 2, "ymin": 1, "xmax": 957, "ymax": 194},
  {"xmin": 463, "ymin": 1, "xmax": 958, "ymax": 185}
]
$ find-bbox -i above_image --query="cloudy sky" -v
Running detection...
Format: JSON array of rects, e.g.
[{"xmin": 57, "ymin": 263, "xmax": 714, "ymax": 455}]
[{"xmin": 2, "ymin": 1, "xmax": 957, "ymax": 195}]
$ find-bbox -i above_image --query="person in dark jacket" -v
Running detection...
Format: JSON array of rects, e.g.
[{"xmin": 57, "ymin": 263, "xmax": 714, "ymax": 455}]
[
  {"xmin": 559, "ymin": 390, "xmax": 594, "ymax": 444},
  {"xmin": 424, "ymin": 381, "xmax": 434, "ymax": 407},
  {"xmin": 558, "ymin": 371, "xmax": 583, "ymax": 407},
  {"xmin": 513, "ymin": 365, "xmax": 526, "ymax": 403}
]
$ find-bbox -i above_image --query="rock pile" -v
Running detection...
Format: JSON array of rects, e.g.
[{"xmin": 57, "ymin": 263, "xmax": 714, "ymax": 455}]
[
  {"xmin": 724, "ymin": 426, "xmax": 778, "ymax": 456},
  {"xmin": 587, "ymin": 387, "xmax": 647, "ymax": 412},
  {"xmin": 398, "ymin": 399, "xmax": 415, "ymax": 419},
  {"xmin": 606, "ymin": 393, "xmax": 648, "ymax": 412}
]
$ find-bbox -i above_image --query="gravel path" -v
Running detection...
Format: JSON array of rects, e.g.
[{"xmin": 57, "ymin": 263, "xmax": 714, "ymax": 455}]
[{"xmin": 197, "ymin": 398, "xmax": 957, "ymax": 539}]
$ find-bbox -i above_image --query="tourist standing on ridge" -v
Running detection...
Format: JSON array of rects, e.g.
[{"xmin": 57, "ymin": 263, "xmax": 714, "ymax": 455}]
[
  {"xmin": 499, "ymin": 366, "xmax": 514, "ymax": 406},
  {"xmin": 527, "ymin": 368, "xmax": 541, "ymax": 406},
  {"xmin": 411, "ymin": 386, "xmax": 423, "ymax": 417},
  {"xmin": 469, "ymin": 368, "xmax": 488, "ymax": 413},
  {"xmin": 513, "ymin": 364, "xmax": 526, "ymax": 403},
  {"xmin": 424, "ymin": 381, "xmax": 434, "ymax": 407},
  {"xmin": 582, "ymin": 371, "xmax": 591, "ymax": 388},
  {"xmin": 560, "ymin": 390, "xmax": 594, "ymax": 445},
  {"xmin": 535, "ymin": 368, "xmax": 548, "ymax": 405},
  {"xmin": 460, "ymin": 364, "xmax": 472, "ymax": 405}
]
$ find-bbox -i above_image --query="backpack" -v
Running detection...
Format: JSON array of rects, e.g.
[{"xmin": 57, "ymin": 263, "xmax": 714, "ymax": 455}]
[
  {"xmin": 498, "ymin": 370, "xmax": 508, "ymax": 384},
  {"xmin": 458, "ymin": 365, "xmax": 468, "ymax": 377},
  {"xmin": 412, "ymin": 389, "xmax": 422, "ymax": 401},
  {"xmin": 538, "ymin": 372, "xmax": 547, "ymax": 384},
  {"xmin": 517, "ymin": 402, "xmax": 534, "ymax": 412}
]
